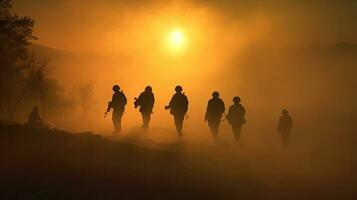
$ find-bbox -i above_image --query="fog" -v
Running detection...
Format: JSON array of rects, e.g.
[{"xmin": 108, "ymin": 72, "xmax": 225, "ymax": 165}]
[
  {"xmin": 0, "ymin": 0, "xmax": 355, "ymax": 198},
  {"xmin": 10, "ymin": 1, "xmax": 356, "ymax": 145}
]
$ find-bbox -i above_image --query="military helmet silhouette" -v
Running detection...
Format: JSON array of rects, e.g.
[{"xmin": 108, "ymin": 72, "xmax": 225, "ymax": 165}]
[
  {"xmin": 233, "ymin": 96, "xmax": 241, "ymax": 103},
  {"xmin": 33, "ymin": 106, "xmax": 39, "ymax": 112},
  {"xmin": 145, "ymin": 86, "xmax": 152, "ymax": 92},
  {"xmin": 112, "ymin": 85, "xmax": 120, "ymax": 92},
  {"xmin": 282, "ymin": 109, "xmax": 288, "ymax": 115},
  {"xmin": 212, "ymin": 91, "xmax": 219, "ymax": 98},
  {"xmin": 175, "ymin": 85, "xmax": 183, "ymax": 92}
]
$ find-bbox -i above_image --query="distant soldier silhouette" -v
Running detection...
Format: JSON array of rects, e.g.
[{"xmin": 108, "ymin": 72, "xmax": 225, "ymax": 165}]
[
  {"xmin": 26, "ymin": 106, "xmax": 44, "ymax": 128},
  {"xmin": 165, "ymin": 85, "xmax": 188, "ymax": 137},
  {"xmin": 226, "ymin": 96, "xmax": 246, "ymax": 142},
  {"xmin": 105, "ymin": 85, "xmax": 127, "ymax": 133},
  {"xmin": 277, "ymin": 109, "xmax": 293, "ymax": 146},
  {"xmin": 134, "ymin": 86, "xmax": 155, "ymax": 130},
  {"xmin": 205, "ymin": 91, "xmax": 225, "ymax": 139}
]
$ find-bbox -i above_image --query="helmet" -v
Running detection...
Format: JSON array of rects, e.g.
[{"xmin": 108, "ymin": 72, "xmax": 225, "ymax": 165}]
[
  {"xmin": 233, "ymin": 96, "xmax": 241, "ymax": 104},
  {"xmin": 33, "ymin": 106, "xmax": 39, "ymax": 112},
  {"xmin": 282, "ymin": 109, "xmax": 288, "ymax": 115},
  {"xmin": 212, "ymin": 91, "xmax": 219, "ymax": 98},
  {"xmin": 112, "ymin": 85, "xmax": 120, "ymax": 92},
  {"xmin": 145, "ymin": 86, "xmax": 152, "ymax": 92},
  {"xmin": 175, "ymin": 85, "xmax": 183, "ymax": 92}
]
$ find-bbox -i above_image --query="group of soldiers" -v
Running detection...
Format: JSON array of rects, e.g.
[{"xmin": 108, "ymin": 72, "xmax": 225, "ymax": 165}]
[{"xmin": 105, "ymin": 84, "xmax": 294, "ymax": 145}]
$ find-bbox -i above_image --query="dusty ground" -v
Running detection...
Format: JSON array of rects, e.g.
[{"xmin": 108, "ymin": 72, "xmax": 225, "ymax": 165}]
[{"xmin": 0, "ymin": 124, "xmax": 356, "ymax": 199}]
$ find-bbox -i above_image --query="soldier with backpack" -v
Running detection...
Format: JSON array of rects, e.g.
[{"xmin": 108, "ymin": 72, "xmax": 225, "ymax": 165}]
[
  {"xmin": 134, "ymin": 86, "xmax": 155, "ymax": 130},
  {"xmin": 277, "ymin": 109, "xmax": 293, "ymax": 146},
  {"xmin": 105, "ymin": 85, "xmax": 127, "ymax": 133},
  {"xmin": 205, "ymin": 91, "xmax": 225, "ymax": 139},
  {"xmin": 165, "ymin": 85, "xmax": 189, "ymax": 137},
  {"xmin": 226, "ymin": 96, "xmax": 246, "ymax": 142}
]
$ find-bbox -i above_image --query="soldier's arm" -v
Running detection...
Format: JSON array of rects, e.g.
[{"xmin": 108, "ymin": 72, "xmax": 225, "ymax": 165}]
[
  {"xmin": 205, "ymin": 101, "xmax": 210, "ymax": 121},
  {"xmin": 225, "ymin": 106, "xmax": 233, "ymax": 122},
  {"xmin": 137, "ymin": 93, "xmax": 143, "ymax": 105},
  {"xmin": 184, "ymin": 96, "xmax": 189, "ymax": 112},
  {"xmin": 151, "ymin": 94, "xmax": 155, "ymax": 108},
  {"xmin": 221, "ymin": 101, "xmax": 224, "ymax": 113},
  {"xmin": 106, "ymin": 102, "xmax": 112, "ymax": 112},
  {"xmin": 123, "ymin": 93, "xmax": 127, "ymax": 105},
  {"xmin": 110, "ymin": 94, "xmax": 115, "ymax": 105},
  {"xmin": 165, "ymin": 96, "xmax": 172, "ymax": 110},
  {"xmin": 108, "ymin": 94, "xmax": 115, "ymax": 109},
  {"xmin": 168, "ymin": 95, "xmax": 175, "ymax": 107},
  {"xmin": 277, "ymin": 117, "xmax": 282, "ymax": 132}
]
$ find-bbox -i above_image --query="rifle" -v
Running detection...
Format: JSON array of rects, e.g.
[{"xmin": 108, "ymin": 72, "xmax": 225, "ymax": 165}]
[
  {"xmin": 104, "ymin": 101, "xmax": 111, "ymax": 118},
  {"xmin": 134, "ymin": 97, "xmax": 139, "ymax": 109},
  {"xmin": 221, "ymin": 112, "xmax": 227, "ymax": 122}
]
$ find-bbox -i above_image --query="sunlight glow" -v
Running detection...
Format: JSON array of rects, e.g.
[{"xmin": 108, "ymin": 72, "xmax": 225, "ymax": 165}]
[{"xmin": 168, "ymin": 30, "xmax": 185, "ymax": 49}]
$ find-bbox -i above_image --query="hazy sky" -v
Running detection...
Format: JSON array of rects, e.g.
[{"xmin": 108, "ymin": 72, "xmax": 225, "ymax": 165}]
[
  {"xmin": 13, "ymin": 0, "xmax": 357, "ymax": 53},
  {"xmin": 8, "ymin": 0, "xmax": 357, "ymax": 135}
]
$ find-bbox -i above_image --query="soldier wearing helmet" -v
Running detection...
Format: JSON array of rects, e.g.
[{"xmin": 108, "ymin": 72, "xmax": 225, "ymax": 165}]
[
  {"xmin": 106, "ymin": 85, "xmax": 127, "ymax": 133},
  {"xmin": 277, "ymin": 109, "xmax": 293, "ymax": 146},
  {"xmin": 226, "ymin": 96, "xmax": 246, "ymax": 142},
  {"xmin": 26, "ymin": 106, "xmax": 45, "ymax": 128},
  {"xmin": 134, "ymin": 86, "xmax": 155, "ymax": 130},
  {"xmin": 205, "ymin": 91, "xmax": 225, "ymax": 139},
  {"xmin": 165, "ymin": 85, "xmax": 189, "ymax": 137}
]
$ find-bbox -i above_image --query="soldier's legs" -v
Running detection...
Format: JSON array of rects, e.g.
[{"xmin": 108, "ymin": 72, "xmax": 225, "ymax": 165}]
[
  {"xmin": 232, "ymin": 124, "xmax": 242, "ymax": 142},
  {"xmin": 281, "ymin": 131, "xmax": 290, "ymax": 146},
  {"xmin": 141, "ymin": 112, "xmax": 151, "ymax": 130},
  {"xmin": 209, "ymin": 120, "xmax": 220, "ymax": 139},
  {"xmin": 112, "ymin": 110, "xmax": 123, "ymax": 133},
  {"xmin": 174, "ymin": 114, "xmax": 184, "ymax": 137}
]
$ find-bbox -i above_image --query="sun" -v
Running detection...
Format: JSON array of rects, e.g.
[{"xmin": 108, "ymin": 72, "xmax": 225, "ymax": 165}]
[{"xmin": 168, "ymin": 30, "xmax": 185, "ymax": 49}]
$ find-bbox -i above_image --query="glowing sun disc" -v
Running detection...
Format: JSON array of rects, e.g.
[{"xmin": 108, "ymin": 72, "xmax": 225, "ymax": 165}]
[{"xmin": 168, "ymin": 30, "xmax": 185, "ymax": 49}]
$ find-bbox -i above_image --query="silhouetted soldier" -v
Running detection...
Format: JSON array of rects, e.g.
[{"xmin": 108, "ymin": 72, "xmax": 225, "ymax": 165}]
[
  {"xmin": 134, "ymin": 86, "xmax": 155, "ymax": 130},
  {"xmin": 105, "ymin": 85, "xmax": 127, "ymax": 133},
  {"xmin": 277, "ymin": 109, "xmax": 293, "ymax": 146},
  {"xmin": 226, "ymin": 96, "xmax": 246, "ymax": 142},
  {"xmin": 205, "ymin": 91, "xmax": 225, "ymax": 139},
  {"xmin": 165, "ymin": 85, "xmax": 188, "ymax": 137},
  {"xmin": 26, "ymin": 106, "xmax": 44, "ymax": 128}
]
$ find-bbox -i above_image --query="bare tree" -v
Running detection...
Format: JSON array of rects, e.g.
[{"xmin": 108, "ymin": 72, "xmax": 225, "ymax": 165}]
[
  {"xmin": 8, "ymin": 53, "xmax": 38, "ymax": 119},
  {"xmin": 75, "ymin": 82, "xmax": 94, "ymax": 117},
  {"xmin": 0, "ymin": 1, "xmax": 73, "ymax": 122},
  {"xmin": 0, "ymin": 0, "xmax": 36, "ymax": 120},
  {"xmin": 24, "ymin": 56, "xmax": 51, "ymax": 119}
]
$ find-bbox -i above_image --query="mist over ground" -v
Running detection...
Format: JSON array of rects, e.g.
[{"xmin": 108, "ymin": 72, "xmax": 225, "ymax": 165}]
[
  {"xmin": 29, "ymin": 42, "xmax": 357, "ymax": 151},
  {"xmin": 12, "ymin": 0, "xmax": 356, "ymax": 134}
]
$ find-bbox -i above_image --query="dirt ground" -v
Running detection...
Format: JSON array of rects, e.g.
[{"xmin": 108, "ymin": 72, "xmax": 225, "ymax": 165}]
[{"xmin": 0, "ymin": 124, "xmax": 356, "ymax": 199}]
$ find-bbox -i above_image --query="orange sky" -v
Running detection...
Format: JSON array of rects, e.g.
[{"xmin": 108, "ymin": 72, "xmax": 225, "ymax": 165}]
[
  {"xmin": 10, "ymin": 0, "xmax": 357, "ymax": 134},
  {"xmin": 13, "ymin": 0, "xmax": 357, "ymax": 54}
]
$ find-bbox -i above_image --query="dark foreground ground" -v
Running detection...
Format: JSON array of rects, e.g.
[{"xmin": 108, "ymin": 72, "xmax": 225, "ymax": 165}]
[{"xmin": 0, "ymin": 124, "xmax": 356, "ymax": 200}]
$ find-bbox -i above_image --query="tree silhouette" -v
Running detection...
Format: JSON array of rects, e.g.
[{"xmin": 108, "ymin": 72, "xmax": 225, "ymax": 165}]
[
  {"xmin": 75, "ymin": 82, "xmax": 94, "ymax": 117},
  {"xmin": 0, "ymin": 0, "xmax": 36, "ymax": 119}
]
